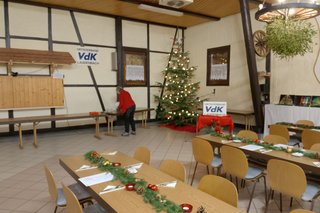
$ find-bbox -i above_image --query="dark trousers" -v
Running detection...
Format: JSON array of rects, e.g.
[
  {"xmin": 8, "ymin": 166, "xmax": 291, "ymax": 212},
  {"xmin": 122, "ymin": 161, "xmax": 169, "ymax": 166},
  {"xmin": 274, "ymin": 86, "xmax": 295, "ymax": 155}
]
[{"xmin": 124, "ymin": 105, "xmax": 136, "ymax": 133}]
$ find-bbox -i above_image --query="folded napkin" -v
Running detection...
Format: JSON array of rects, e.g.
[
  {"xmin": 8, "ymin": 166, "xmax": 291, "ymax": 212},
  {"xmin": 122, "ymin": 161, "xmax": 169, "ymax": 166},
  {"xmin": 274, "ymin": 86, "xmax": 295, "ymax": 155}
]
[
  {"xmin": 313, "ymin": 162, "xmax": 320, "ymax": 167},
  {"xmin": 99, "ymin": 185, "xmax": 125, "ymax": 195},
  {"xmin": 101, "ymin": 151, "xmax": 118, "ymax": 155},
  {"xmin": 259, "ymin": 149, "xmax": 272, "ymax": 154},
  {"xmin": 221, "ymin": 140, "xmax": 232, "ymax": 144},
  {"xmin": 125, "ymin": 163, "xmax": 143, "ymax": 174},
  {"xmin": 157, "ymin": 180, "xmax": 177, "ymax": 188},
  {"xmin": 75, "ymin": 165, "xmax": 97, "ymax": 172}
]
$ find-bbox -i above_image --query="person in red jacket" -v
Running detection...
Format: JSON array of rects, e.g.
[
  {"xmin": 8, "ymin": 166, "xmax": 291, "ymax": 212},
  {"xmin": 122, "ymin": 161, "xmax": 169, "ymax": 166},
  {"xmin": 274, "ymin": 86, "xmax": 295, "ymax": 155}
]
[{"xmin": 116, "ymin": 86, "xmax": 136, "ymax": 136}]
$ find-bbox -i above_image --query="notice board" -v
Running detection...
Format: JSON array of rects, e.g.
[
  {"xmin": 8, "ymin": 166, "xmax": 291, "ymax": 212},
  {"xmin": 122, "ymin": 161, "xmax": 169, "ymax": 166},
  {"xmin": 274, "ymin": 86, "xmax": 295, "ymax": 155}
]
[{"xmin": 0, "ymin": 76, "xmax": 64, "ymax": 109}]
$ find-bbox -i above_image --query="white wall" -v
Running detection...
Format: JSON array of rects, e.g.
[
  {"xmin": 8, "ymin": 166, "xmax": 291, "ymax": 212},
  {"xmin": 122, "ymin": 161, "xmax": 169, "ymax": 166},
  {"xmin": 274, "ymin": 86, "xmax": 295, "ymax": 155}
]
[
  {"xmin": 0, "ymin": 3, "xmax": 178, "ymax": 132},
  {"xmin": 185, "ymin": 9, "xmax": 320, "ymax": 125}
]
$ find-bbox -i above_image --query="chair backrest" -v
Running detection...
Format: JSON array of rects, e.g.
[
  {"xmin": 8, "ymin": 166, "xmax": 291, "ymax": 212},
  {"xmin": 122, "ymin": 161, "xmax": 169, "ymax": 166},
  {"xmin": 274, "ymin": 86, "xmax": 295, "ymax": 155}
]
[
  {"xmin": 310, "ymin": 143, "xmax": 320, "ymax": 152},
  {"xmin": 133, "ymin": 146, "xmax": 150, "ymax": 164},
  {"xmin": 44, "ymin": 165, "xmax": 58, "ymax": 203},
  {"xmin": 62, "ymin": 183, "xmax": 83, "ymax": 213},
  {"xmin": 267, "ymin": 159, "xmax": 306, "ymax": 198},
  {"xmin": 236, "ymin": 130, "xmax": 258, "ymax": 140},
  {"xmin": 296, "ymin": 120, "xmax": 314, "ymax": 126},
  {"xmin": 269, "ymin": 124, "xmax": 290, "ymax": 141},
  {"xmin": 220, "ymin": 146, "xmax": 248, "ymax": 179},
  {"xmin": 263, "ymin": 134, "xmax": 288, "ymax": 145},
  {"xmin": 290, "ymin": 209, "xmax": 315, "ymax": 213},
  {"xmin": 159, "ymin": 159, "xmax": 186, "ymax": 182},
  {"xmin": 198, "ymin": 175, "xmax": 238, "ymax": 207},
  {"xmin": 191, "ymin": 138, "xmax": 213, "ymax": 165},
  {"xmin": 301, "ymin": 129, "xmax": 320, "ymax": 150}
]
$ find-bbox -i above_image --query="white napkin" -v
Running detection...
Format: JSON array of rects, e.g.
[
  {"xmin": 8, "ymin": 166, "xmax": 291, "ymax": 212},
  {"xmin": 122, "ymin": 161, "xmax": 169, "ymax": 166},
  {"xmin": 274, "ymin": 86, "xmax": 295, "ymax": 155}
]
[
  {"xmin": 125, "ymin": 163, "xmax": 143, "ymax": 174},
  {"xmin": 101, "ymin": 151, "xmax": 118, "ymax": 155},
  {"xmin": 233, "ymin": 139, "xmax": 242, "ymax": 143},
  {"xmin": 75, "ymin": 165, "xmax": 97, "ymax": 172},
  {"xmin": 157, "ymin": 180, "xmax": 177, "ymax": 188},
  {"xmin": 313, "ymin": 162, "xmax": 320, "ymax": 167},
  {"xmin": 99, "ymin": 185, "xmax": 125, "ymax": 195},
  {"xmin": 221, "ymin": 140, "xmax": 232, "ymax": 144}
]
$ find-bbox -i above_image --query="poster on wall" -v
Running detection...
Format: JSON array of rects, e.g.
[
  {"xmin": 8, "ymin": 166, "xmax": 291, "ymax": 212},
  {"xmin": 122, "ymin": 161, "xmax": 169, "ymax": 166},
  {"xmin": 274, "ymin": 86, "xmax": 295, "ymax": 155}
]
[{"xmin": 76, "ymin": 47, "xmax": 99, "ymax": 65}]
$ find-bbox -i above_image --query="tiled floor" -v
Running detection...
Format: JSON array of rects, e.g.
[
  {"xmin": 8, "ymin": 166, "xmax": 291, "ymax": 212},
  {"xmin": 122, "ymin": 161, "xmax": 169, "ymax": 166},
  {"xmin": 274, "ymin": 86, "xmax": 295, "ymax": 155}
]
[{"xmin": 0, "ymin": 123, "xmax": 318, "ymax": 213}]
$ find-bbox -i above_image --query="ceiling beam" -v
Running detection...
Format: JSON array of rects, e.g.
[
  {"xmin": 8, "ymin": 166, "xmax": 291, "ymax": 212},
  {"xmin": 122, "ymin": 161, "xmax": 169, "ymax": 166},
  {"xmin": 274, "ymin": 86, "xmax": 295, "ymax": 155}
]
[{"xmin": 120, "ymin": 0, "xmax": 220, "ymax": 21}]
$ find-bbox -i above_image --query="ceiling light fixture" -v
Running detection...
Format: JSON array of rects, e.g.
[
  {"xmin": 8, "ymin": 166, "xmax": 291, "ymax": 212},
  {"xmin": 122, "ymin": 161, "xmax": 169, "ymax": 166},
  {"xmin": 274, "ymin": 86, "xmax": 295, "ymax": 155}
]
[
  {"xmin": 138, "ymin": 4, "xmax": 184, "ymax": 16},
  {"xmin": 255, "ymin": 0, "xmax": 320, "ymax": 22}
]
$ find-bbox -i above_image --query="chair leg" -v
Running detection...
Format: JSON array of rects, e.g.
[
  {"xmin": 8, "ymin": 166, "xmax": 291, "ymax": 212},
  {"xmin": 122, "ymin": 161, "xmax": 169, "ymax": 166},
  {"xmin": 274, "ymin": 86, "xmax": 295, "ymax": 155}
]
[
  {"xmin": 190, "ymin": 162, "xmax": 198, "ymax": 186},
  {"xmin": 247, "ymin": 180, "xmax": 257, "ymax": 213},
  {"xmin": 310, "ymin": 200, "xmax": 315, "ymax": 211},
  {"xmin": 290, "ymin": 197, "xmax": 293, "ymax": 207},
  {"xmin": 265, "ymin": 188, "xmax": 273, "ymax": 213},
  {"xmin": 206, "ymin": 165, "xmax": 210, "ymax": 174},
  {"xmin": 216, "ymin": 166, "xmax": 221, "ymax": 176},
  {"xmin": 263, "ymin": 176, "xmax": 267, "ymax": 205},
  {"xmin": 271, "ymin": 190, "xmax": 274, "ymax": 200},
  {"xmin": 54, "ymin": 206, "xmax": 58, "ymax": 213},
  {"xmin": 280, "ymin": 193, "xmax": 283, "ymax": 212}
]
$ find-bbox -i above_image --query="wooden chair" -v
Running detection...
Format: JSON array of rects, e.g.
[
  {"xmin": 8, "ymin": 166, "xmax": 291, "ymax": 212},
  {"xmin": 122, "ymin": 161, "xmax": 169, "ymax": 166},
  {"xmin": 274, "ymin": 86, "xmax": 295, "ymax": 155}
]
[
  {"xmin": 263, "ymin": 134, "xmax": 288, "ymax": 145},
  {"xmin": 220, "ymin": 145, "xmax": 267, "ymax": 212},
  {"xmin": 62, "ymin": 183, "xmax": 106, "ymax": 213},
  {"xmin": 301, "ymin": 129, "xmax": 320, "ymax": 149},
  {"xmin": 198, "ymin": 175, "xmax": 238, "ymax": 207},
  {"xmin": 310, "ymin": 143, "xmax": 320, "ymax": 152},
  {"xmin": 190, "ymin": 137, "xmax": 222, "ymax": 185},
  {"xmin": 133, "ymin": 146, "xmax": 150, "ymax": 165},
  {"xmin": 265, "ymin": 159, "xmax": 320, "ymax": 212},
  {"xmin": 160, "ymin": 159, "xmax": 186, "ymax": 182},
  {"xmin": 269, "ymin": 124, "xmax": 290, "ymax": 141},
  {"xmin": 290, "ymin": 209, "xmax": 315, "ymax": 213},
  {"xmin": 44, "ymin": 166, "xmax": 92, "ymax": 213},
  {"xmin": 236, "ymin": 130, "xmax": 258, "ymax": 140},
  {"xmin": 296, "ymin": 120, "xmax": 314, "ymax": 126},
  {"xmin": 292, "ymin": 120, "xmax": 315, "ymax": 142}
]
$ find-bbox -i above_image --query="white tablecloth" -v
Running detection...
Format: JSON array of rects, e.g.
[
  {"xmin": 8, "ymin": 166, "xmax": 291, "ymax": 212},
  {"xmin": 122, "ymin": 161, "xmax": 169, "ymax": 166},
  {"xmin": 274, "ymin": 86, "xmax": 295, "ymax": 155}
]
[{"xmin": 264, "ymin": 104, "xmax": 320, "ymax": 135}]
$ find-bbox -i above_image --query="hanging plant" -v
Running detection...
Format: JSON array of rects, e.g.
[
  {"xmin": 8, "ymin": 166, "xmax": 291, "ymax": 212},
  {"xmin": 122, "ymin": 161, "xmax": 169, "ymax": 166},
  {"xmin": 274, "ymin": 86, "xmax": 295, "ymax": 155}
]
[{"xmin": 265, "ymin": 18, "xmax": 317, "ymax": 59}]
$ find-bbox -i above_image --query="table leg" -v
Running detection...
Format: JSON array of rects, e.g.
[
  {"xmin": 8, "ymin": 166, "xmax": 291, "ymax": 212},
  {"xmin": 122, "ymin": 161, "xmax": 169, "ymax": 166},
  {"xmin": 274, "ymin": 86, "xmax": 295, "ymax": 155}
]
[
  {"xmin": 105, "ymin": 116, "xmax": 116, "ymax": 136},
  {"xmin": 245, "ymin": 116, "xmax": 248, "ymax": 130},
  {"xmin": 33, "ymin": 122, "xmax": 39, "ymax": 148},
  {"xmin": 141, "ymin": 111, "xmax": 149, "ymax": 128},
  {"xmin": 17, "ymin": 123, "xmax": 23, "ymax": 149},
  {"xmin": 94, "ymin": 116, "xmax": 101, "ymax": 139}
]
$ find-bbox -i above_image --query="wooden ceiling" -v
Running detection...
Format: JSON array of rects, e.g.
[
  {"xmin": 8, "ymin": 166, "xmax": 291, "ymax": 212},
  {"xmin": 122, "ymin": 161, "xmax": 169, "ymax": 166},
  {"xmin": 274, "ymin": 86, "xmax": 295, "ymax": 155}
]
[{"xmin": 22, "ymin": 0, "xmax": 260, "ymax": 28}]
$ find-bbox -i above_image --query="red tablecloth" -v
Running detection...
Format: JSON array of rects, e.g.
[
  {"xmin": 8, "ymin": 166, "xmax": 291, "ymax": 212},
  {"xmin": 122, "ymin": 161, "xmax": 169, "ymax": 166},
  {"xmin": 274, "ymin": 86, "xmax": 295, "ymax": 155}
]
[{"xmin": 196, "ymin": 114, "xmax": 234, "ymax": 133}]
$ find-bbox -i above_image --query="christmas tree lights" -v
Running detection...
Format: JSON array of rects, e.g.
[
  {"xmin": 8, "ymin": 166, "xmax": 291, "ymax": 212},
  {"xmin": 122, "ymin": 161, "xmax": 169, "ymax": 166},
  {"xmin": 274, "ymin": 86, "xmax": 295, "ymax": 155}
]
[{"xmin": 155, "ymin": 39, "xmax": 202, "ymax": 126}]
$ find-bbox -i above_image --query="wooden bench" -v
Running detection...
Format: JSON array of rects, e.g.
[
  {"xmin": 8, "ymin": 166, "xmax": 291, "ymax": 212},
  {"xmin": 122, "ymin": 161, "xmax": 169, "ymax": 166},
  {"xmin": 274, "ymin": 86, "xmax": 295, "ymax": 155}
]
[
  {"xmin": 0, "ymin": 113, "xmax": 105, "ymax": 149},
  {"xmin": 104, "ymin": 108, "xmax": 154, "ymax": 136}
]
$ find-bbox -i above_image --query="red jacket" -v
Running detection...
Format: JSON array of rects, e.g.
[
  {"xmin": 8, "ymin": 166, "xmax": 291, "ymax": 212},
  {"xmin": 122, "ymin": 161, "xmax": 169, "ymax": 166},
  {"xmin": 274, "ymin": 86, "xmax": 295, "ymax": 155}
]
[{"xmin": 118, "ymin": 89, "xmax": 135, "ymax": 113}]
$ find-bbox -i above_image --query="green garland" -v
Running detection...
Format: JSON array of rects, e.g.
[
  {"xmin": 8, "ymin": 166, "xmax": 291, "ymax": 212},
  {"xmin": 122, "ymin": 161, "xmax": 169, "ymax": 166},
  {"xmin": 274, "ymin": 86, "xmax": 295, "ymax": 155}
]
[
  {"xmin": 84, "ymin": 151, "xmax": 183, "ymax": 213},
  {"xmin": 210, "ymin": 132, "xmax": 318, "ymax": 159},
  {"xmin": 276, "ymin": 122, "xmax": 320, "ymax": 130}
]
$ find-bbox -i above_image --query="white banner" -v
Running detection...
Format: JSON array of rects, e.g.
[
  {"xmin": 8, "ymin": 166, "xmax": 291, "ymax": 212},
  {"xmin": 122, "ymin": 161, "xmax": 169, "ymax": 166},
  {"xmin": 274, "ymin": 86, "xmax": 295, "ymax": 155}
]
[
  {"xmin": 203, "ymin": 101, "xmax": 227, "ymax": 116},
  {"xmin": 76, "ymin": 47, "xmax": 99, "ymax": 65}
]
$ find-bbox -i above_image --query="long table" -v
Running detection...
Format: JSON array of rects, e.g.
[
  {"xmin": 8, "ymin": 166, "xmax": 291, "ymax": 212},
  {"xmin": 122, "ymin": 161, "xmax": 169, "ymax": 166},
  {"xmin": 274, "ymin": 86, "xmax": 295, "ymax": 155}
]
[
  {"xmin": 104, "ymin": 108, "xmax": 154, "ymax": 136},
  {"xmin": 0, "ymin": 113, "xmax": 105, "ymax": 149},
  {"xmin": 196, "ymin": 134, "xmax": 320, "ymax": 175},
  {"xmin": 60, "ymin": 152, "xmax": 244, "ymax": 213}
]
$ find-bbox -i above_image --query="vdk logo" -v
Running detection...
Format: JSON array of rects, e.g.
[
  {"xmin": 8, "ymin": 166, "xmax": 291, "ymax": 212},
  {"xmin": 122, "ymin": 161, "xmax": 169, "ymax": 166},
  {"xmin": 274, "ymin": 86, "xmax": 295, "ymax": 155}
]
[
  {"xmin": 76, "ymin": 48, "xmax": 99, "ymax": 65},
  {"xmin": 203, "ymin": 101, "xmax": 227, "ymax": 116}
]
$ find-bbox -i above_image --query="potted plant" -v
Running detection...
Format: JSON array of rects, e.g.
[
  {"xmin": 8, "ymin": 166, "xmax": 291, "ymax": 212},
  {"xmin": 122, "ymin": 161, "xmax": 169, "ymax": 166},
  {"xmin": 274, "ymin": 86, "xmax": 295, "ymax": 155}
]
[{"xmin": 265, "ymin": 18, "xmax": 317, "ymax": 59}]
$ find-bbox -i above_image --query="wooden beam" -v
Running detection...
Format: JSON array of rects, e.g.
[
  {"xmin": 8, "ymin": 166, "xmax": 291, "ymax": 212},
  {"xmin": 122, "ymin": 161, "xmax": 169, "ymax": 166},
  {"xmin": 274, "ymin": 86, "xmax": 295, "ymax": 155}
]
[{"xmin": 239, "ymin": 0, "xmax": 264, "ymax": 132}]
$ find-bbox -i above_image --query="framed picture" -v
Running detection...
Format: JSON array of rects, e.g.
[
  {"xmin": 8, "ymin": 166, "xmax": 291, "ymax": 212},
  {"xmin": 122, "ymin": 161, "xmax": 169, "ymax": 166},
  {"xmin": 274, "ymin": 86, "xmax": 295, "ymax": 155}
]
[
  {"xmin": 207, "ymin": 45, "xmax": 231, "ymax": 86},
  {"xmin": 123, "ymin": 47, "xmax": 148, "ymax": 86}
]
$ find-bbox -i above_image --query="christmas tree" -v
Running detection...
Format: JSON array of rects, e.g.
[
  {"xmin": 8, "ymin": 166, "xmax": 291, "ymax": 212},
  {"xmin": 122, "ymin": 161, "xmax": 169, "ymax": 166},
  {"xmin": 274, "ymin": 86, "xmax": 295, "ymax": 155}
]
[{"xmin": 155, "ymin": 39, "xmax": 201, "ymax": 126}]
